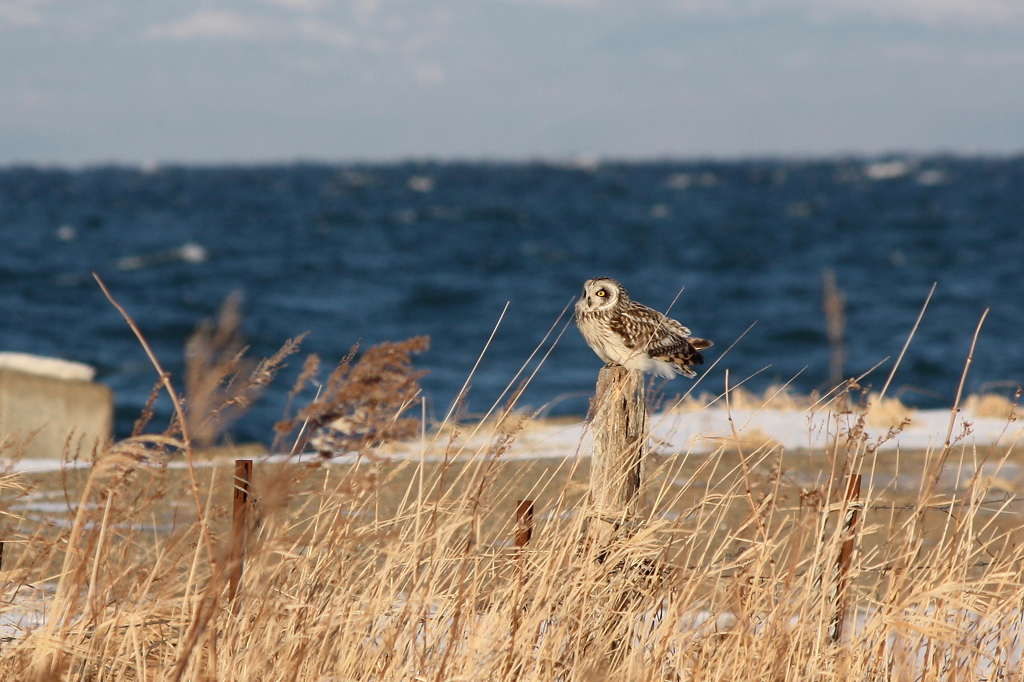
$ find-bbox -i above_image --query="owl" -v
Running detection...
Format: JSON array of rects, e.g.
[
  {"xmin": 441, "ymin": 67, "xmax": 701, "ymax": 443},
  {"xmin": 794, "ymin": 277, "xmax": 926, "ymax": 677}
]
[{"xmin": 574, "ymin": 277, "xmax": 712, "ymax": 379}]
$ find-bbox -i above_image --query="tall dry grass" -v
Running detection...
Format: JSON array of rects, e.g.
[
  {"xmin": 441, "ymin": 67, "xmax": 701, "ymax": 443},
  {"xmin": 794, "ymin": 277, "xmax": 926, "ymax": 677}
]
[{"xmin": 1, "ymin": 289, "xmax": 1023, "ymax": 681}]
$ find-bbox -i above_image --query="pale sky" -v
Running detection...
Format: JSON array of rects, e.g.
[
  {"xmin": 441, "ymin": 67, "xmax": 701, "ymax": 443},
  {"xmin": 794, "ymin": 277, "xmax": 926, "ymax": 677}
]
[{"xmin": 2, "ymin": 0, "xmax": 1023, "ymax": 164}]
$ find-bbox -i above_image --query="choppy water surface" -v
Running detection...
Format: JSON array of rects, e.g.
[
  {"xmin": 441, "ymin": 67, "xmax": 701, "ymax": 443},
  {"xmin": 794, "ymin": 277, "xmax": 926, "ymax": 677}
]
[{"xmin": 1, "ymin": 158, "xmax": 1022, "ymax": 442}]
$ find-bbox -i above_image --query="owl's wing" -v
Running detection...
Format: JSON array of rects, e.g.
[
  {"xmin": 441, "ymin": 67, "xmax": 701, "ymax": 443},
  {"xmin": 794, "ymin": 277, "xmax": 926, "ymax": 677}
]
[
  {"xmin": 647, "ymin": 321, "xmax": 704, "ymax": 361},
  {"xmin": 642, "ymin": 313, "xmax": 713, "ymax": 369},
  {"xmin": 659, "ymin": 316, "xmax": 713, "ymax": 350},
  {"xmin": 609, "ymin": 307, "xmax": 665, "ymax": 351},
  {"xmin": 659, "ymin": 316, "xmax": 692, "ymax": 338},
  {"xmin": 611, "ymin": 304, "xmax": 712, "ymax": 365}
]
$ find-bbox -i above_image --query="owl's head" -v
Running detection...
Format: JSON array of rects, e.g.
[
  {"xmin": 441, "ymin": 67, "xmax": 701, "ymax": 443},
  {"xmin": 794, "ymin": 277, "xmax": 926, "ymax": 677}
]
[{"xmin": 579, "ymin": 277, "xmax": 627, "ymax": 312}]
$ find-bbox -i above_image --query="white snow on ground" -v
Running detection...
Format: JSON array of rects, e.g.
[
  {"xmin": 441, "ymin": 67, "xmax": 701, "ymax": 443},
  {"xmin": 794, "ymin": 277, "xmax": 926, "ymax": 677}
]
[
  {"xmin": 5, "ymin": 406, "xmax": 1022, "ymax": 473},
  {"xmin": 374, "ymin": 405, "xmax": 1023, "ymax": 463},
  {"xmin": 0, "ymin": 585, "xmax": 51, "ymax": 643},
  {"xmin": 649, "ymin": 405, "xmax": 1023, "ymax": 455}
]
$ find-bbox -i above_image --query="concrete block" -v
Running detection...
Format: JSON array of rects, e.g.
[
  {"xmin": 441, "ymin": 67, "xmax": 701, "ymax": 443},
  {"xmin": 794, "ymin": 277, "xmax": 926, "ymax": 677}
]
[
  {"xmin": 0, "ymin": 357, "xmax": 113, "ymax": 460},
  {"xmin": 0, "ymin": 352, "xmax": 96, "ymax": 382}
]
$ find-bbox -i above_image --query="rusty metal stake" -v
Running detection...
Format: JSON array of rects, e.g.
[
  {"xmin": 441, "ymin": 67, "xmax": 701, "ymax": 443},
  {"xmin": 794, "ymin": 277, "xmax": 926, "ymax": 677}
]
[
  {"xmin": 829, "ymin": 474, "xmax": 862, "ymax": 643},
  {"xmin": 228, "ymin": 459, "xmax": 253, "ymax": 602},
  {"xmin": 515, "ymin": 499, "xmax": 534, "ymax": 548},
  {"xmin": 506, "ymin": 499, "xmax": 534, "ymax": 680}
]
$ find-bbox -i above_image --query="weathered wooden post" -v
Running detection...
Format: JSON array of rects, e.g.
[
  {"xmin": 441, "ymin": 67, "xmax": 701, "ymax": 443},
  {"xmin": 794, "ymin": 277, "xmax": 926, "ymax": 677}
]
[
  {"xmin": 586, "ymin": 365, "xmax": 648, "ymax": 547},
  {"xmin": 229, "ymin": 459, "xmax": 253, "ymax": 602}
]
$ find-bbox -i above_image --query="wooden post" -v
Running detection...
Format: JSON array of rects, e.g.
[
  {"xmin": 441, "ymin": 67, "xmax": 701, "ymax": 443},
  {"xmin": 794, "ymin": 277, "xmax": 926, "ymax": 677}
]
[
  {"xmin": 229, "ymin": 459, "xmax": 253, "ymax": 602},
  {"xmin": 822, "ymin": 268, "xmax": 847, "ymax": 388},
  {"xmin": 829, "ymin": 474, "xmax": 862, "ymax": 643},
  {"xmin": 587, "ymin": 365, "xmax": 648, "ymax": 546},
  {"xmin": 515, "ymin": 499, "xmax": 534, "ymax": 548}
]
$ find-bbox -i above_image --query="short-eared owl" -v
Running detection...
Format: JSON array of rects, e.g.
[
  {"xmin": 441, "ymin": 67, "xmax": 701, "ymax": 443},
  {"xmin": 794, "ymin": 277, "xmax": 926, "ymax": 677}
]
[{"xmin": 574, "ymin": 277, "xmax": 712, "ymax": 379}]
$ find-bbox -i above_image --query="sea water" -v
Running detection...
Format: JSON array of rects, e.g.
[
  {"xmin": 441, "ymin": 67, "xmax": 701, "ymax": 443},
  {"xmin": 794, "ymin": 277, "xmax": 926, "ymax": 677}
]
[{"xmin": 1, "ymin": 158, "xmax": 1022, "ymax": 442}]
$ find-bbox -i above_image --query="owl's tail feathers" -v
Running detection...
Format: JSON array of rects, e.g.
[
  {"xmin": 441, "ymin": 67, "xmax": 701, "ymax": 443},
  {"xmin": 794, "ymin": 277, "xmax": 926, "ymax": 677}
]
[
  {"xmin": 657, "ymin": 347, "xmax": 706, "ymax": 379},
  {"xmin": 673, "ymin": 363, "xmax": 698, "ymax": 378},
  {"xmin": 644, "ymin": 357, "xmax": 695, "ymax": 379},
  {"xmin": 648, "ymin": 336, "xmax": 712, "ymax": 379}
]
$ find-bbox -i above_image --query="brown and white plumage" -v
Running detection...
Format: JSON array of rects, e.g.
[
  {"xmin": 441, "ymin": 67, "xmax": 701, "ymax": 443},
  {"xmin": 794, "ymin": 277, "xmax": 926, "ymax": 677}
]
[{"xmin": 574, "ymin": 277, "xmax": 712, "ymax": 379}]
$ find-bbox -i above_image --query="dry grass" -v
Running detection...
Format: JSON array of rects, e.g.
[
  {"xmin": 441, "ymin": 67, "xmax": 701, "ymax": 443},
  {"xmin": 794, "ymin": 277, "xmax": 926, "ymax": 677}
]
[
  {"xmin": 668, "ymin": 384, "xmax": 816, "ymax": 413},
  {"xmin": 2, "ymin": 292, "xmax": 1024, "ymax": 681},
  {"xmin": 863, "ymin": 392, "xmax": 917, "ymax": 429},
  {"xmin": 964, "ymin": 393, "xmax": 1017, "ymax": 419}
]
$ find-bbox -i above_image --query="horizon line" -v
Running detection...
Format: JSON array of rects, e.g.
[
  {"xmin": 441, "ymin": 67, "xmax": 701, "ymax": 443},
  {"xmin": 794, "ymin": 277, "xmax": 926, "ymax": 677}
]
[{"xmin": 3, "ymin": 148, "xmax": 1024, "ymax": 172}]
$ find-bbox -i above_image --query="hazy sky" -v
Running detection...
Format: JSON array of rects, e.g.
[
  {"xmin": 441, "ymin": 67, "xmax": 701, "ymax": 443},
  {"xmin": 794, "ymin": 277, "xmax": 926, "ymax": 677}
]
[{"xmin": 2, "ymin": 0, "xmax": 1023, "ymax": 164}]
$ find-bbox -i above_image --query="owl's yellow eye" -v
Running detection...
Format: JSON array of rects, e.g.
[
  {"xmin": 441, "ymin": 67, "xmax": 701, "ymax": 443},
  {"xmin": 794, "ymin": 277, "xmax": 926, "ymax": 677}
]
[{"xmin": 596, "ymin": 290, "xmax": 607, "ymax": 297}]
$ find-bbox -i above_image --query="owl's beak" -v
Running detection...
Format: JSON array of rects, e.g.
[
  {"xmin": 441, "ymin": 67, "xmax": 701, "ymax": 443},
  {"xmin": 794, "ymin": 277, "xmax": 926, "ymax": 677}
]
[{"xmin": 586, "ymin": 296, "xmax": 592, "ymax": 307}]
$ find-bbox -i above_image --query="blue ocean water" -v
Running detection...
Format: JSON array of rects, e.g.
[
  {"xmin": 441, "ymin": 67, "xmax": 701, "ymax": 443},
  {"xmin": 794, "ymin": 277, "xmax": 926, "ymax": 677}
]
[{"xmin": 1, "ymin": 158, "xmax": 1022, "ymax": 444}]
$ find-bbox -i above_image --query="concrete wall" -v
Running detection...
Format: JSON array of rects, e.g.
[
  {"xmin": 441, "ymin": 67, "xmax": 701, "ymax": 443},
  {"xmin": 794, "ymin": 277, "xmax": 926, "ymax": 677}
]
[{"xmin": 0, "ymin": 368, "xmax": 113, "ymax": 460}]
